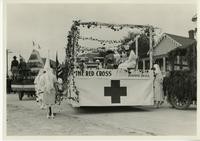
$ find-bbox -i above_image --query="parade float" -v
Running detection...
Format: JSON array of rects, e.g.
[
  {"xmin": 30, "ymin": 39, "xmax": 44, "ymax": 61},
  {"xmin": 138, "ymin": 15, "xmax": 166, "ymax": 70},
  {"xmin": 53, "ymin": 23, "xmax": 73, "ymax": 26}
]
[
  {"xmin": 11, "ymin": 49, "xmax": 56, "ymax": 100},
  {"xmin": 64, "ymin": 21, "xmax": 159, "ymax": 107}
]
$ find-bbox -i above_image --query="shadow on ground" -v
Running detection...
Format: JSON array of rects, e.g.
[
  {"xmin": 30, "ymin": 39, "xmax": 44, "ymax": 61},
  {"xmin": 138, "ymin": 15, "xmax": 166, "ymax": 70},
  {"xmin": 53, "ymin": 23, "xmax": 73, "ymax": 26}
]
[{"xmin": 73, "ymin": 106, "xmax": 152, "ymax": 114}]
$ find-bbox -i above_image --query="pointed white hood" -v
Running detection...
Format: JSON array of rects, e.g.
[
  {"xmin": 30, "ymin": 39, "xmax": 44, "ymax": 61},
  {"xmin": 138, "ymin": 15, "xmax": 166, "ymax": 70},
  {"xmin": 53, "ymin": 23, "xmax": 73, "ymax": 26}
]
[
  {"xmin": 42, "ymin": 57, "xmax": 57, "ymax": 93},
  {"xmin": 44, "ymin": 57, "xmax": 51, "ymax": 70},
  {"xmin": 128, "ymin": 50, "xmax": 137, "ymax": 62}
]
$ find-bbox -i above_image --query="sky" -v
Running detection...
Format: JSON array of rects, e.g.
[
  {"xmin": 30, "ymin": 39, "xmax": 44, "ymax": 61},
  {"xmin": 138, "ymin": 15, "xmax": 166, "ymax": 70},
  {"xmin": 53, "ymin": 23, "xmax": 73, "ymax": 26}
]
[{"xmin": 6, "ymin": 3, "xmax": 197, "ymax": 69}]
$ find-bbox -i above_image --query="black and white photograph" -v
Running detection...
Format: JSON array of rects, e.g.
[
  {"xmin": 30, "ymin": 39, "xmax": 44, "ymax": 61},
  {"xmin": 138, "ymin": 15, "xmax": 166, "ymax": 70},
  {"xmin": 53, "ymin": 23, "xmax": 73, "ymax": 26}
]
[{"xmin": 4, "ymin": 0, "xmax": 198, "ymax": 139}]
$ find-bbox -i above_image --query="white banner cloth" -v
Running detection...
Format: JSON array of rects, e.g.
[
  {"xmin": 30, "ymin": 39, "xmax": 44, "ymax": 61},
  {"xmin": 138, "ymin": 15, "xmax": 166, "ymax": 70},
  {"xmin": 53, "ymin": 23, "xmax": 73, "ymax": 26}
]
[{"xmin": 70, "ymin": 71, "xmax": 154, "ymax": 107}]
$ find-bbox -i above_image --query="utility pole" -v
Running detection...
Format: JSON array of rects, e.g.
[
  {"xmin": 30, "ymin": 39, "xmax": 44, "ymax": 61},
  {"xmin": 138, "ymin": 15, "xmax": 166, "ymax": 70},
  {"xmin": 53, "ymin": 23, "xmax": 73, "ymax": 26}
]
[{"xmin": 6, "ymin": 49, "xmax": 12, "ymax": 77}]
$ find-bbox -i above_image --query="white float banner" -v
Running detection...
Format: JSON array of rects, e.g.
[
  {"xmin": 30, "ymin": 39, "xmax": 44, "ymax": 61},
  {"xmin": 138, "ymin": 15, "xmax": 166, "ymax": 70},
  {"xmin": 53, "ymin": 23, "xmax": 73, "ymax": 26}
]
[{"xmin": 72, "ymin": 69, "xmax": 154, "ymax": 106}]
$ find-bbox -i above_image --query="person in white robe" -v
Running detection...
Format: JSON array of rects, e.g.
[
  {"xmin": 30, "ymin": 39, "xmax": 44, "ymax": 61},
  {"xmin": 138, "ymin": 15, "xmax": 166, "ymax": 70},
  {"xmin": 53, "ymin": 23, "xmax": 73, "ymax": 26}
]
[
  {"xmin": 118, "ymin": 50, "xmax": 137, "ymax": 70},
  {"xmin": 153, "ymin": 64, "xmax": 164, "ymax": 108},
  {"xmin": 34, "ymin": 69, "xmax": 45, "ymax": 109},
  {"xmin": 40, "ymin": 58, "xmax": 57, "ymax": 119},
  {"xmin": 34, "ymin": 69, "xmax": 43, "ymax": 95}
]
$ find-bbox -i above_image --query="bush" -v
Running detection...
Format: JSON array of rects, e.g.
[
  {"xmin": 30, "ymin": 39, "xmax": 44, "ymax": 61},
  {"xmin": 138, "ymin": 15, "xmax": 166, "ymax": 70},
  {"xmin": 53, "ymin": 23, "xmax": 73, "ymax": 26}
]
[{"xmin": 163, "ymin": 71, "xmax": 196, "ymax": 100}]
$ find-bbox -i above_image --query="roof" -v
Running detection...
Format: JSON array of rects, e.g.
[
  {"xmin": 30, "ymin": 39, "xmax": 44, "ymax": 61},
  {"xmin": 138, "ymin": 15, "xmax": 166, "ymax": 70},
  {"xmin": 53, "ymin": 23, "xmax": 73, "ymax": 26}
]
[
  {"xmin": 165, "ymin": 33, "xmax": 196, "ymax": 49},
  {"xmin": 151, "ymin": 33, "xmax": 196, "ymax": 57}
]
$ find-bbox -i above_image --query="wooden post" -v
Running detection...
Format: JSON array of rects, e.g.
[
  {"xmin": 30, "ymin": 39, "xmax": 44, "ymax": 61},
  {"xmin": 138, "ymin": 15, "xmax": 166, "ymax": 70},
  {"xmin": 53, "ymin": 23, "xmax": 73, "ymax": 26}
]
[
  {"xmin": 135, "ymin": 36, "xmax": 139, "ymax": 70},
  {"xmin": 180, "ymin": 56, "xmax": 183, "ymax": 70},
  {"xmin": 163, "ymin": 57, "xmax": 166, "ymax": 73},
  {"xmin": 6, "ymin": 49, "xmax": 8, "ymax": 77},
  {"xmin": 149, "ymin": 28, "xmax": 153, "ymax": 69},
  {"xmin": 177, "ymin": 56, "xmax": 180, "ymax": 70},
  {"xmin": 135, "ymin": 35, "xmax": 139, "ymax": 58},
  {"xmin": 7, "ymin": 49, "xmax": 13, "ymax": 76}
]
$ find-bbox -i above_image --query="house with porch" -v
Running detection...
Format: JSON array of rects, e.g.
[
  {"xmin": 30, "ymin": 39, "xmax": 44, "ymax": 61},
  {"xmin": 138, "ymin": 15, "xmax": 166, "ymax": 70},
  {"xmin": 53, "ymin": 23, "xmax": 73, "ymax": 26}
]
[{"xmin": 139, "ymin": 31, "xmax": 196, "ymax": 75}]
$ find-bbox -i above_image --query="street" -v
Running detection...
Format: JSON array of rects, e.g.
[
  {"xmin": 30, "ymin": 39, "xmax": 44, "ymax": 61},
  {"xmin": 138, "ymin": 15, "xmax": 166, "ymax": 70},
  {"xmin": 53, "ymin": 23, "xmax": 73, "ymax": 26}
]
[{"xmin": 6, "ymin": 94, "xmax": 196, "ymax": 136}]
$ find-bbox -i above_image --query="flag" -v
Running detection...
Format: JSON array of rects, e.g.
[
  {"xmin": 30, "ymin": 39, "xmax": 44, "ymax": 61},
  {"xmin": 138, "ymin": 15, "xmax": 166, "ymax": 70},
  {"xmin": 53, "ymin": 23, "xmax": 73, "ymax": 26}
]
[
  {"xmin": 32, "ymin": 41, "xmax": 35, "ymax": 46},
  {"xmin": 56, "ymin": 52, "xmax": 63, "ymax": 79}
]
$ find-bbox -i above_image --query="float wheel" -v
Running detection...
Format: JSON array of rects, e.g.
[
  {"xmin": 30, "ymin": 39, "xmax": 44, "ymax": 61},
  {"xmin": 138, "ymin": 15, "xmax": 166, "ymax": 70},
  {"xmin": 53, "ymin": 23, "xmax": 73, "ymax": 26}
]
[{"xmin": 169, "ymin": 93, "xmax": 191, "ymax": 110}]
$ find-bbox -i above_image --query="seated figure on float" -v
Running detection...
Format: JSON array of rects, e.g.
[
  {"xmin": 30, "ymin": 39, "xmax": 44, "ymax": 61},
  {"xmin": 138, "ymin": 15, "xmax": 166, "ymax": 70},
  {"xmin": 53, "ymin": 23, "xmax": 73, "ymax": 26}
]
[{"xmin": 118, "ymin": 50, "xmax": 137, "ymax": 72}]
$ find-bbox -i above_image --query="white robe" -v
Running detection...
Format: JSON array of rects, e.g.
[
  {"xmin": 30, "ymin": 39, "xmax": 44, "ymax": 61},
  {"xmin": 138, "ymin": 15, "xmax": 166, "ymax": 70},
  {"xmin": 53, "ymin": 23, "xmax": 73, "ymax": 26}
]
[
  {"xmin": 34, "ymin": 70, "xmax": 44, "ymax": 96},
  {"xmin": 153, "ymin": 64, "xmax": 164, "ymax": 102},
  {"xmin": 40, "ymin": 69, "xmax": 57, "ymax": 106},
  {"xmin": 118, "ymin": 50, "xmax": 137, "ymax": 70}
]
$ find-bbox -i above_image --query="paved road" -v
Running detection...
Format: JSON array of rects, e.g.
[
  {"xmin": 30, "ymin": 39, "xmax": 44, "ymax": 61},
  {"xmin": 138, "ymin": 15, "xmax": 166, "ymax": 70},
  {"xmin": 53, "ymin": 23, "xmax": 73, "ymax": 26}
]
[{"xmin": 6, "ymin": 94, "xmax": 196, "ymax": 136}]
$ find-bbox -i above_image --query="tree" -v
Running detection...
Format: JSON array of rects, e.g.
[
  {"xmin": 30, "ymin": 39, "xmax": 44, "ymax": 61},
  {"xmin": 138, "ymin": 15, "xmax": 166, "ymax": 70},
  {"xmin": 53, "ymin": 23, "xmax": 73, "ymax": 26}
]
[{"xmin": 121, "ymin": 32, "xmax": 150, "ymax": 58}]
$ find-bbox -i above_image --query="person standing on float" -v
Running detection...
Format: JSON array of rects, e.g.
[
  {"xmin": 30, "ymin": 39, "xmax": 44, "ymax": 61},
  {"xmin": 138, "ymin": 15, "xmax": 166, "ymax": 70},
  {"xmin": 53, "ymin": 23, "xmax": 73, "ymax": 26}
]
[
  {"xmin": 18, "ymin": 57, "xmax": 27, "ymax": 79},
  {"xmin": 40, "ymin": 58, "xmax": 57, "ymax": 119},
  {"xmin": 11, "ymin": 56, "xmax": 19, "ymax": 80},
  {"xmin": 153, "ymin": 64, "xmax": 164, "ymax": 108}
]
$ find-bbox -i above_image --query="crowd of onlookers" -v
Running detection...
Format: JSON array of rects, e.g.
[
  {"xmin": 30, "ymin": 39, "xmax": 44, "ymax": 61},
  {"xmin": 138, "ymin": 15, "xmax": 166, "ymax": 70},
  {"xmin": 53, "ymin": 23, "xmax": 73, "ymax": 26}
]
[{"xmin": 10, "ymin": 56, "xmax": 29, "ymax": 80}]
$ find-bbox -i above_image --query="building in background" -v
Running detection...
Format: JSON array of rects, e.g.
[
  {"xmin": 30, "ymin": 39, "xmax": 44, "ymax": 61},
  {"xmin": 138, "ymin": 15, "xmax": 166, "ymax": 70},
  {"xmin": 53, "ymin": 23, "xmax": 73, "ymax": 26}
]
[{"xmin": 139, "ymin": 32, "xmax": 196, "ymax": 75}]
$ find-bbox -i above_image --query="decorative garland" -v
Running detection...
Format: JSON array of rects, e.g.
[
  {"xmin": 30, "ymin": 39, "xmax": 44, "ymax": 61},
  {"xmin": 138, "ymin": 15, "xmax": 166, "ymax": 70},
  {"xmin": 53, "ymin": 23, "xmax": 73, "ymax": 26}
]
[
  {"xmin": 77, "ymin": 45, "xmax": 120, "ymax": 52},
  {"xmin": 79, "ymin": 36, "xmax": 122, "ymax": 44},
  {"xmin": 76, "ymin": 20, "xmax": 157, "ymax": 31},
  {"xmin": 64, "ymin": 22, "xmax": 80, "ymax": 102}
]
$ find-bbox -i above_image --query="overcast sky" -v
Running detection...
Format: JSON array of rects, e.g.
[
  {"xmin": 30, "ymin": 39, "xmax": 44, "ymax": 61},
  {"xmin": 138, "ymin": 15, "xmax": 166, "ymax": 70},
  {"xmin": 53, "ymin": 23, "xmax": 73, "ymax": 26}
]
[{"xmin": 7, "ymin": 3, "xmax": 197, "ymax": 69}]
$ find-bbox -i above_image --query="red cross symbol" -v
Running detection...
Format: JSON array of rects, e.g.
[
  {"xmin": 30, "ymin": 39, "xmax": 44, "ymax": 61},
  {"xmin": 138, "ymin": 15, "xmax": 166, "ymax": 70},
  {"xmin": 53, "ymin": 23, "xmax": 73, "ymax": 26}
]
[{"xmin": 104, "ymin": 80, "xmax": 127, "ymax": 103}]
